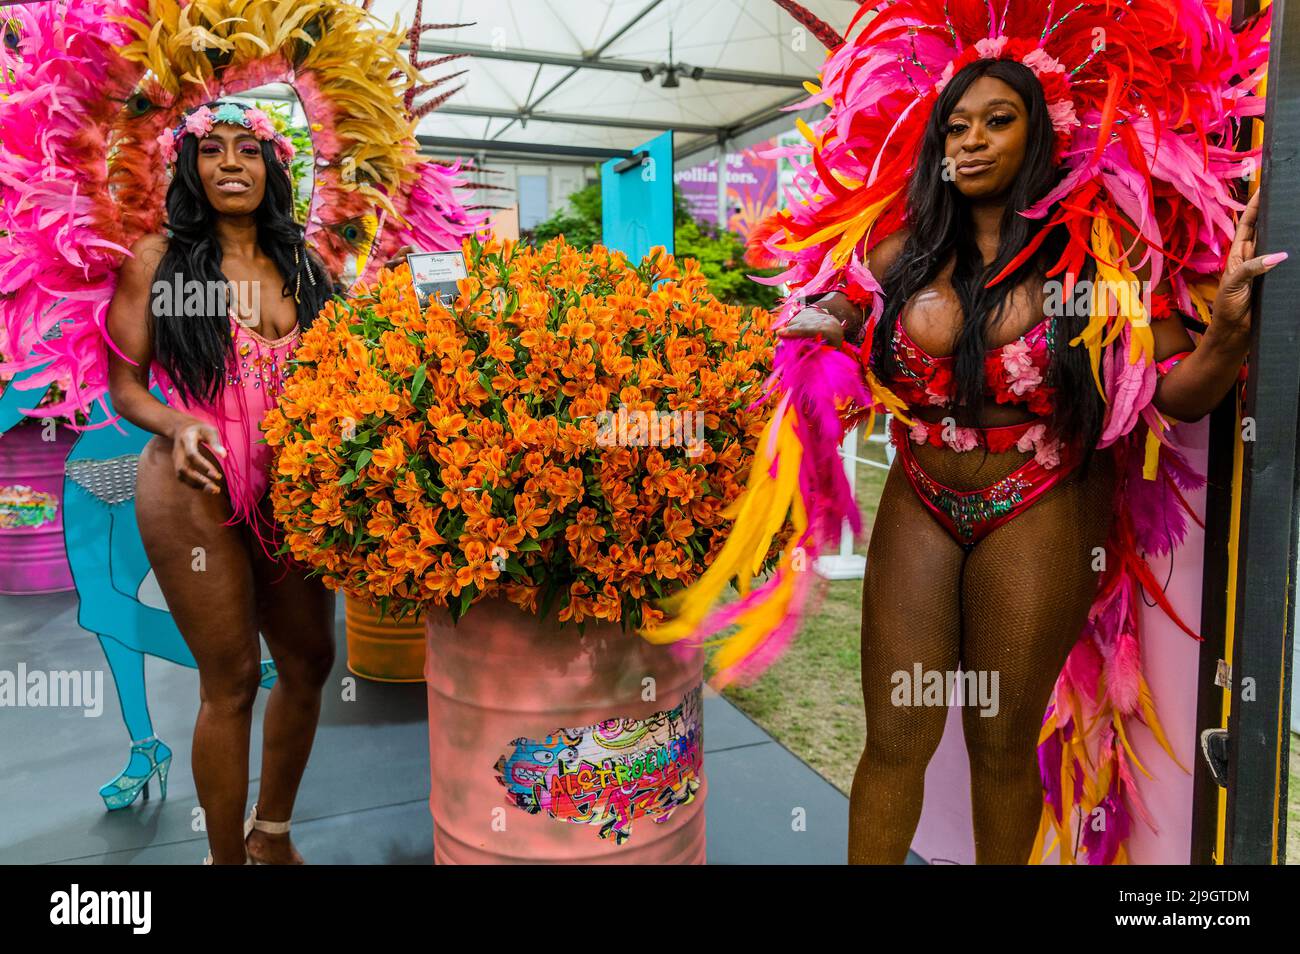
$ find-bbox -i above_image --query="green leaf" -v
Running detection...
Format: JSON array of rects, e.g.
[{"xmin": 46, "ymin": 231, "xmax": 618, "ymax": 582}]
[
  {"xmin": 411, "ymin": 363, "xmax": 428, "ymax": 403},
  {"xmin": 338, "ymin": 468, "xmax": 359, "ymax": 485},
  {"xmin": 356, "ymin": 449, "xmax": 373, "ymax": 469},
  {"xmin": 538, "ymin": 579, "xmax": 562, "ymax": 621},
  {"xmin": 517, "ymin": 537, "xmax": 542, "ymax": 552}
]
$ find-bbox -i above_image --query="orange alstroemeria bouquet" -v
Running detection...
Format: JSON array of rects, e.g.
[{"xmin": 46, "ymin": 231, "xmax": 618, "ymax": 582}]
[{"xmin": 265, "ymin": 233, "xmax": 780, "ymax": 630}]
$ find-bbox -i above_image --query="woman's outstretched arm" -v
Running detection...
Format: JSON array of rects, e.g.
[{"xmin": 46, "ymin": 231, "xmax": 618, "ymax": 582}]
[{"xmin": 777, "ymin": 231, "xmax": 907, "ymax": 345}]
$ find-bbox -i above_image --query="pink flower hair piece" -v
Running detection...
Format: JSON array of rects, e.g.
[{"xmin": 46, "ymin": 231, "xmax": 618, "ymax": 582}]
[
  {"xmin": 242, "ymin": 107, "xmax": 276, "ymax": 139},
  {"xmin": 183, "ymin": 106, "xmax": 215, "ymax": 137}
]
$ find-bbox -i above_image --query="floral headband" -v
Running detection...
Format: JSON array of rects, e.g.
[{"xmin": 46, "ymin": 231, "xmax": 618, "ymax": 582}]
[
  {"xmin": 156, "ymin": 101, "xmax": 296, "ymax": 168},
  {"xmin": 934, "ymin": 37, "xmax": 1080, "ymax": 161}
]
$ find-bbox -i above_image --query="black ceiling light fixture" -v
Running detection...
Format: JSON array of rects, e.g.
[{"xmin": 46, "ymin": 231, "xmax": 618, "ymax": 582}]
[{"xmin": 639, "ymin": 29, "xmax": 704, "ymax": 88}]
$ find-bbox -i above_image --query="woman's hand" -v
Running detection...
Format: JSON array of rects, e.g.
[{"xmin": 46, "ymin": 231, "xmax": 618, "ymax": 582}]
[
  {"xmin": 169, "ymin": 417, "xmax": 226, "ymax": 495},
  {"xmin": 382, "ymin": 244, "xmax": 416, "ymax": 273},
  {"xmin": 1212, "ymin": 189, "xmax": 1288, "ymax": 336},
  {"xmin": 776, "ymin": 291, "xmax": 865, "ymax": 347}
]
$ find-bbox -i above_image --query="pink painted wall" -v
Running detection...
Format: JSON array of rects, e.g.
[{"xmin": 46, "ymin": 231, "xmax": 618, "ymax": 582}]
[{"xmin": 910, "ymin": 419, "xmax": 1209, "ymax": 864}]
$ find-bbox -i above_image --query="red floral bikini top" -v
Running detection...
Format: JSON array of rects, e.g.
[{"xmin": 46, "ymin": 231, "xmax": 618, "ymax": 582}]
[{"xmin": 883, "ymin": 313, "xmax": 1058, "ymax": 416}]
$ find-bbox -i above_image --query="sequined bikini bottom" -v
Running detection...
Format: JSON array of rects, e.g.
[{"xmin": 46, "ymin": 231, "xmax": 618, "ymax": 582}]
[{"xmin": 888, "ymin": 416, "xmax": 1081, "ymax": 551}]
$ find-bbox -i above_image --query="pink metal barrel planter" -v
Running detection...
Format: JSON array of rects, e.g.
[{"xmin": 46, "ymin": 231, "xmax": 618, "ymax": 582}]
[
  {"xmin": 425, "ymin": 598, "xmax": 706, "ymax": 864},
  {"xmin": 0, "ymin": 417, "xmax": 75, "ymax": 594},
  {"xmin": 344, "ymin": 596, "xmax": 426, "ymax": 683}
]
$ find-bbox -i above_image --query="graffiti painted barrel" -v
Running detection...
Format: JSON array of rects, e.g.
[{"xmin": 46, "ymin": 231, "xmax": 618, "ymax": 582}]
[
  {"xmin": 0, "ymin": 417, "xmax": 76, "ymax": 594},
  {"xmin": 344, "ymin": 596, "xmax": 426, "ymax": 683},
  {"xmin": 424, "ymin": 598, "xmax": 706, "ymax": 864}
]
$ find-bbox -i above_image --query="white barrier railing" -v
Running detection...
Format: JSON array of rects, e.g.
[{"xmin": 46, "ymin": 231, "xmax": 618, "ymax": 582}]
[{"xmin": 812, "ymin": 416, "xmax": 893, "ymax": 580}]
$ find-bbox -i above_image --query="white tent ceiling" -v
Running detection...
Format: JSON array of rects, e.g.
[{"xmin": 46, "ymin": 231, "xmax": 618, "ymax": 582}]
[{"xmin": 363, "ymin": 0, "xmax": 858, "ymax": 163}]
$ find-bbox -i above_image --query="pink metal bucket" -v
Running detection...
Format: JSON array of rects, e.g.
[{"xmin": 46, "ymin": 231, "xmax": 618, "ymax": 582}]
[
  {"xmin": 0, "ymin": 418, "xmax": 75, "ymax": 595},
  {"xmin": 424, "ymin": 598, "xmax": 706, "ymax": 864}
]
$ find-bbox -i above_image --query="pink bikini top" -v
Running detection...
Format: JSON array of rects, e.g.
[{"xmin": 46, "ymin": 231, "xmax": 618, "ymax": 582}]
[
  {"xmin": 152, "ymin": 310, "xmax": 299, "ymax": 420},
  {"xmin": 882, "ymin": 313, "xmax": 1058, "ymax": 417}
]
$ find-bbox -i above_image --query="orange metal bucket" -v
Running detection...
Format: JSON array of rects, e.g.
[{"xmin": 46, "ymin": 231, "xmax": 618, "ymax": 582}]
[{"xmin": 344, "ymin": 597, "xmax": 426, "ymax": 683}]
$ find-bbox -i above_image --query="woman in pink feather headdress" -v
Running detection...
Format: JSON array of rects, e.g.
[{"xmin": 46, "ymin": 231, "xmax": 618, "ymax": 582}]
[
  {"xmin": 651, "ymin": 0, "xmax": 1280, "ymax": 865},
  {"xmin": 109, "ymin": 100, "xmax": 339, "ymax": 865},
  {"xmin": 775, "ymin": 0, "xmax": 1278, "ymax": 865}
]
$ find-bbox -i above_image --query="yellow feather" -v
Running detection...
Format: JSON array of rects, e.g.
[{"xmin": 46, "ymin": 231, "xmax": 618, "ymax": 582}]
[
  {"xmin": 1037, "ymin": 709, "xmax": 1058, "ymax": 746},
  {"xmin": 710, "ymin": 556, "xmax": 798, "ymax": 680},
  {"xmin": 1112, "ymin": 710, "xmax": 1154, "ymax": 779},
  {"xmin": 795, "ymin": 117, "xmax": 821, "ymax": 148},
  {"xmin": 644, "ymin": 412, "xmax": 788, "ymax": 639},
  {"xmin": 1060, "ymin": 748, "xmax": 1075, "ymax": 842},
  {"xmin": 1137, "ymin": 674, "xmax": 1189, "ymax": 772},
  {"xmin": 1043, "ymin": 830, "xmax": 1064, "ymax": 862},
  {"xmin": 1029, "ymin": 811, "xmax": 1048, "ymax": 863},
  {"xmin": 1142, "ymin": 427, "xmax": 1161, "ymax": 480},
  {"xmin": 747, "ymin": 416, "xmax": 802, "ymax": 580},
  {"xmin": 866, "ymin": 370, "xmax": 914, "ymax": 425}
]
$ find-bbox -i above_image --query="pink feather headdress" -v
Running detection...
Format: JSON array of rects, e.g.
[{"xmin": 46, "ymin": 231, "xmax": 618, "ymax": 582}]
[{"xmin": 647, "ymin": 0, "xmax": 1266, "ymax": 864}]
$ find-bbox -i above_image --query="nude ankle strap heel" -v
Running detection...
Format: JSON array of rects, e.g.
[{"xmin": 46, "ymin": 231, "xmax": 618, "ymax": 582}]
[
  {"xmin": 200, "ymin": 806, "xmax": 284, "ymax": 864},
  {"xmin": 243, "ymin": 804, "xmax": 295, "ymax": 864},
  {"xmin": 245, "ymin": 803, "xmax": 291, "ymax": 836}
]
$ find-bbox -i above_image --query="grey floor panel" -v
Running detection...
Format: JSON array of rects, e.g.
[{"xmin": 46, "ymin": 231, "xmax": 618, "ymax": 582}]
[
  {"xmin": 701, "ymin": 692, "xmax": 775, "ymax": 751},
  {"xmin": 2, "ymin": 589, "xmax": 860, "ymax": 864},
  {"xmin": 703, "ymin": 741, "xmax": 847, "ymax": 863}
]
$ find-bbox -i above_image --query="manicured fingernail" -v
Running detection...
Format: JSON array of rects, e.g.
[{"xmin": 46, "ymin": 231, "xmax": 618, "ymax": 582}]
[{"xmin": 1263, "ymin": 251, "xmax": 1289, "ymax": 266}]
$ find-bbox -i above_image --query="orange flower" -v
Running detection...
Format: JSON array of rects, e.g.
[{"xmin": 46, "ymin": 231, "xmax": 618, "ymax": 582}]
[
  {"xmin": 367, "ymin": 500, "xmax": 398, "ymax": 538},
  {"xmin": 371, "ymin": 434, "xmax": 408, "ymax": 474},
  {"xmin": 663, "ymin": 505, "xmax": 694, "ymax": 543},
  {"xmin": 564, "ymin": 506, "xmax": 606, "ymax": 551},
  {"xmin": 266, "ymin": 232, "xmax": 776, "ymax": 628},
  {"xmin": 455, "ymin": 540, "xmax": 501, "ymax": 591}
]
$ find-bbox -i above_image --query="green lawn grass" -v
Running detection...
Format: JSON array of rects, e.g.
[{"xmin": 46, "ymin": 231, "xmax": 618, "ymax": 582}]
[{"xmin": 719, "ymin": 418, "xmax": 888, "ymax": 794}]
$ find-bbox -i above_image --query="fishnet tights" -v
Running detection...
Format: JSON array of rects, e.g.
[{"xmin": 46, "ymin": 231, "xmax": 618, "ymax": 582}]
[{"xmin": 848, "ymin": 443, "xmax": 1116, "ymax": 864}]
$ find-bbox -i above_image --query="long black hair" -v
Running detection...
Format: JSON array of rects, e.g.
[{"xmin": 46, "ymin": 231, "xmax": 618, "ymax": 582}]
[
  {"xmin": 151, "ymin": 101, "xmax": 332, "ymax": 407},
  {"xmin": 869, "ymin": 58, "xmax": 1103, "ymax": 465}
]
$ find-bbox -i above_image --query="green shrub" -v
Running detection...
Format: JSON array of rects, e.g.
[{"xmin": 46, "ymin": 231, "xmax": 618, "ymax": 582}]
[{"xmin": 526, "ymin": 178, "xmax": 782, "ymax": 310}]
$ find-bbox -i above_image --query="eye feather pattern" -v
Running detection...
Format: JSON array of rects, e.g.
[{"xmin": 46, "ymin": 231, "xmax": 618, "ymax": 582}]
[
  {"xmin": 334, "ymin": 219, "xmax": 367, "ymax": 246},
  {"xmin": 124, "ymin": 92, "xmax": 158, "ymax": 118}
]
